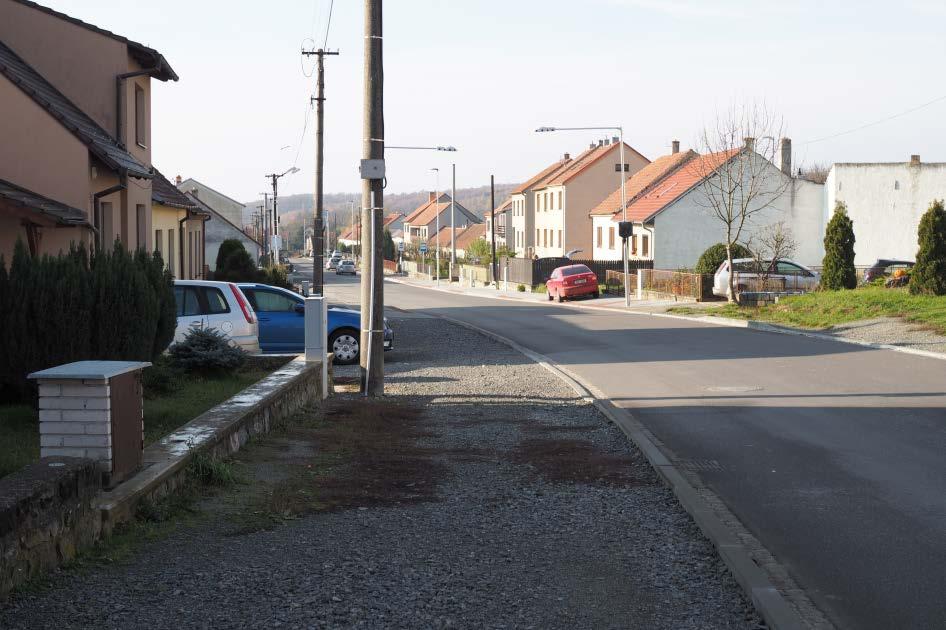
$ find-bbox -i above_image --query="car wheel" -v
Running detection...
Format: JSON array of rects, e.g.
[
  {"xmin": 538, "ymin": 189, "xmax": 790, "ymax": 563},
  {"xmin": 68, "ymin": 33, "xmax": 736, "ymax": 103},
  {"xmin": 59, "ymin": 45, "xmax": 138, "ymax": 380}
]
[
  {"xmin": 592, "ymin": 291, "xmax": 599, "ymax": 299},
  {"xmin": 547, "ymin": 290, "xmax": 553, "ymax": 301},
  {"xmin": 329, "ymin": 329, "xmax": 360, "ymax": 365},
  {"xmin": 556, "ymin": 291, "xmax": 563, "ymax": 303}
]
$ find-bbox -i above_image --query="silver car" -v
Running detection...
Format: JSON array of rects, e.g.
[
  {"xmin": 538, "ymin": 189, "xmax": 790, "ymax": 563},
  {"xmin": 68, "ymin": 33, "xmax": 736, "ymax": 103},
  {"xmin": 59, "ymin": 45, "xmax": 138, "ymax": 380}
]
[
  {"xmin": 172, "ymin": 280, "xmax": 260, "ymax": 353},
  {"xmin": 336, "ymin": 259, "xmax": 356, "ymax": 275},
  {"xmin": 713, "ymin": 258, "xmax": 820, "ymax": 297}
]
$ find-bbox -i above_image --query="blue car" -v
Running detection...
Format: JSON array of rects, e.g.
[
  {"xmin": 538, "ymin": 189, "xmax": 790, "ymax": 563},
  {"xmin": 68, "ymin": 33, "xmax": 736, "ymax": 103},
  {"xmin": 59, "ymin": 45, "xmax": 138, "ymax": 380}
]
[{"xmin": 237, "ymin": 283, "xmax": 394, "ymax": 364}]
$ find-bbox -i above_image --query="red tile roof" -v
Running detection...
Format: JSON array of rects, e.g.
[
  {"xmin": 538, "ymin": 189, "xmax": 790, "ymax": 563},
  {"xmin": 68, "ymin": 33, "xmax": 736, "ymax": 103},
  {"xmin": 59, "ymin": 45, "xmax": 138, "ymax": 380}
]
[
  {"xmin": 539, "ymin": 142, "xmax": 650, "ymax": 189},
  {"xmin": 404, "ymin": 193, "xmax": 453, "ymax": 225},
  {"xmin": 589, "ymin": 150, "xmax": 697, "ymax": 217},
  {"xmin": 512, "ymin": 159, "xmax": 571, "ymax": 195},
  {"xmin": 456, "ymin": 223, "xmax": 487, "ymax": 250},
  {"xmin": 382, "ymin": 212, "xmax": 403, "ymax": 227},
  {"xmin": 620, "ymin": 149, "xmax": 741, "ymax": 222}
]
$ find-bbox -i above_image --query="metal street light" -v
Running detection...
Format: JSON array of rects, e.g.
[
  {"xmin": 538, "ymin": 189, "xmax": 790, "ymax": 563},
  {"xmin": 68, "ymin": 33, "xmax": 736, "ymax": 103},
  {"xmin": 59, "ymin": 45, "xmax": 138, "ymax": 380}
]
[
  {"xmin": 386, "ymin": 146, "xmax": 457, "ymax": 152},
  {"xmin": 536, "ymin": 125, "xmax": 632, "ymax": 307},
  {"xmin": 429, "ymin": 167, "xmax": 440, "ymax": 286}
]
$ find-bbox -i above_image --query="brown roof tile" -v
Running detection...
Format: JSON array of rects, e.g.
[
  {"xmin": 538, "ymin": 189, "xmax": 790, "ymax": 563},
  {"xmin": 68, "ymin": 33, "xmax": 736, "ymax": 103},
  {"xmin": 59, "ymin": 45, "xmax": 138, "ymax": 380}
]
[{"xmin": 589, "ymin": 150, "xmax": 697, "ymax": 217}]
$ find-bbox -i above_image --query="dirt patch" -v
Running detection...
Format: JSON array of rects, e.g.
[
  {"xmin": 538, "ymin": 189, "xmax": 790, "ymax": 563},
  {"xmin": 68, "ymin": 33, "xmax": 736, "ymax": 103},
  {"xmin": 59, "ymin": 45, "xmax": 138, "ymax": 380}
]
[{"xmin": 513, "ymin": 438, "xmax": 653, "ymax": 486}]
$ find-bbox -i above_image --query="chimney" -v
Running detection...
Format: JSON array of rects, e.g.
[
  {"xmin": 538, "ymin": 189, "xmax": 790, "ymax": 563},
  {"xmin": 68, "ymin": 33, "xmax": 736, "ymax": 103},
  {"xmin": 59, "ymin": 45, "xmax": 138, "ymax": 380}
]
[
  {"xmin": 911, "ymin": 154, "xmax": 921, "ymax": 166},
  {"xmin": 563, "ymin": 152, "xmax": 570, "ymax": 160},
  {"xmin": 175, "ymin": 175, "xmax": 182, "ymax": 185},
  {"xmin": 598, "ymin": 139, "xmax": 604, "ymax": 147},
  {"xmin": 744, "ymin": 137, "xmax": 755, "ymax": 151},
  {"xmin": 779, "ymin": 138, "xmax": 792, "ymax": 176},
  {"xmin": 428, "ymin": 191, "xmax": 437, "ymax": 203},
  {"xmin": 671, "ymin": 140, "xmax": 680, "ymax": 154},
  {"xmin": 612, "ymin": 136, "xmax": 619, "ymax": 145},
  {"xmin": 589, "ymin": 142, "xmax": 596, "ymax": 150},
  {"xmin": 189, "ymin": 187, "xmax": 199, "ymax": 197}
]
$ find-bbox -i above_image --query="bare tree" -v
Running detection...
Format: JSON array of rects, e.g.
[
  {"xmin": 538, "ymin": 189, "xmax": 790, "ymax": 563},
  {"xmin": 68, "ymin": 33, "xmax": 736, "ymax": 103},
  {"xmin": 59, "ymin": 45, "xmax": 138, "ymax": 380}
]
[
  {"xmin": 746, "ymin": 222, "xmax": 798, "ymax": 291},
  {"xmin": 797, "ymin": 162, "xmax": 830, "ymax": 184},
  {"xmin": 693, "ymin": 103, "xmax": 792, "ymax": 302}
]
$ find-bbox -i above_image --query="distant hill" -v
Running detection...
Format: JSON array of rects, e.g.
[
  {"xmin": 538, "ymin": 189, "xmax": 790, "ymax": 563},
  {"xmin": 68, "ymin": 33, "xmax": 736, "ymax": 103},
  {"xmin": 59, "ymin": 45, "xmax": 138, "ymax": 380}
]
[{"xmin": 246, "ymin": 184, "xmax": 517, "ymax": 228}]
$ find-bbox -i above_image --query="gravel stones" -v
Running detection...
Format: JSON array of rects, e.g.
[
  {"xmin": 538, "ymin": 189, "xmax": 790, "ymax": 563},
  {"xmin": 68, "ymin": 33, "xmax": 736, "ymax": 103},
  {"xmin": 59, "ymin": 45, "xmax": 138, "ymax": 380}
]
[{"xmin": 1, "ymin": 317, "xmax": 763, "ymax": 629}]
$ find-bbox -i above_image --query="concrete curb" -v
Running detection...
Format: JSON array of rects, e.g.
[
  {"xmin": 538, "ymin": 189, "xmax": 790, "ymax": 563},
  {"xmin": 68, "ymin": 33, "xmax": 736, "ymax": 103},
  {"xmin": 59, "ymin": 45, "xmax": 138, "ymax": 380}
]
[
  {"xmin": 95, "ymin": 356, "xmax": 328, "ymax": 531},
  {"xmin": 387, "ymin": 276, "xmax": 946, "ymax": 363},
  {"xmin": 427, "ymin": 312, "xmax": 809, "ymax": 630}
]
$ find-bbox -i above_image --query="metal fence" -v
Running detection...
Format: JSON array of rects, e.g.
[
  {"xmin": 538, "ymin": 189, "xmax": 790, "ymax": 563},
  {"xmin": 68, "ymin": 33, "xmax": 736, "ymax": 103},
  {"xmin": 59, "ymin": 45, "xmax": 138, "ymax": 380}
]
[{"xmin": 606, "ymin": 269, "xmax": 715, "ymax": 301}]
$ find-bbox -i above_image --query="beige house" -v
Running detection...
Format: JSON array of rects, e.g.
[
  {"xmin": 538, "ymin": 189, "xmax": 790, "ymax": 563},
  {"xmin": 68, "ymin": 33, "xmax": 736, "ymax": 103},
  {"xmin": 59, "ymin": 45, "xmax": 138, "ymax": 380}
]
[
  {"xmin": 152, "ymin": 170, "xmax": 209, "ymax": 279},
  {"xmin": 401, "ymin": 192, "xmax": 481, "ymax": 245},
  {"xmin": 509, "ymin": 158, "xmax": 569, "ymax": 258},
  {"xmin": 484, "ymin": 198, "xmax": 511, "ymax": 249},
  {"xmin": 0, "ymin": 0, "xmax": 177, "ymax": 260},
  {"xmin": 530, "ymin": 138, "xmax": 649, "ymax": 258}
]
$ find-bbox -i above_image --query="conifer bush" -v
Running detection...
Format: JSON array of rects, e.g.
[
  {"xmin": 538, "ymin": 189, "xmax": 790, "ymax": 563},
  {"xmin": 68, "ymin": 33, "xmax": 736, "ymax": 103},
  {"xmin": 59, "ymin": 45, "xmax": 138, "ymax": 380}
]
[
  {"xmin": 695, "ymin": 242, "xmax": 752, "ymax": 275},
  {"xmin": 910, "ymin": 199, "xmax": 946, "ymax": 295},
  {"xmin": 821, "ymin": 202, "xmax": 857, "ymax": 290}
]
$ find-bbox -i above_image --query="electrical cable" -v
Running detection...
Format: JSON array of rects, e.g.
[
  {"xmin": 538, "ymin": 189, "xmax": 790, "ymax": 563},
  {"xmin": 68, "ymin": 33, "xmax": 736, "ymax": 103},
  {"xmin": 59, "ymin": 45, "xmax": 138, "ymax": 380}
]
[
  {"xmin": 323, "ymin": 0, "xmax": 335, "ymax": 48},
  {"xmin": 805, "ymin": 93, "xmax": 946, "ymax": 145}
]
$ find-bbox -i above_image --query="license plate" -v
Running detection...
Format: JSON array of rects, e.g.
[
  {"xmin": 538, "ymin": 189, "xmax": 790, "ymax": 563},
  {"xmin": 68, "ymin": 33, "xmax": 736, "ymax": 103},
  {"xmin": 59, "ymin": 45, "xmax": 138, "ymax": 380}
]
[
  {"xmin": 574, "ymin": 278, "xmax": 587, "ymax": 285},
  {"xmin": 384, "ymin": 340, "xmax": 392, "ymax": 349}
]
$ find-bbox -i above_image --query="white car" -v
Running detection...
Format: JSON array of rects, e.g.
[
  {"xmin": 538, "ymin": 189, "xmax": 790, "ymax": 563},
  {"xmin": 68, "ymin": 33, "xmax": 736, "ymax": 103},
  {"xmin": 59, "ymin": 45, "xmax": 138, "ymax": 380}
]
[
  {"xmin": 325, "ymin": 256, "xmax": 342, "ymax": 270},
  {"xmin": 336, "ymin": 259, "xmax": 356, "ymax": 275},
  {"xmin": 713, "ymin": 258, "xmax": 820, "ymax": 297},
  {"xmin": 172, "ymin": 280, "xmax": 260, "ymax": 353}
]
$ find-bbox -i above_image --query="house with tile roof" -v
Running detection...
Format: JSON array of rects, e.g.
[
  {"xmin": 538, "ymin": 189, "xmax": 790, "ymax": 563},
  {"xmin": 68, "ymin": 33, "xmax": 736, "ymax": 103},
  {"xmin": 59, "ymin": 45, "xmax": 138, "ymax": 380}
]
[
  {"xmin": 485, "ymin": 199, "xmax": 511, "ymax": 249},
  {"xmin": 184, "ymin": 191, "xmax": 262, "ymax": 272},
  {"xmin": 401, "ymin": 192, "xmax": 481, "ymax": 245},
  {"xmin": 625, "ymin": 138, "xmax": 824, "ymax": 269},
  {"xmin": 426, "ymin": 223, "xmax": 488, "ymax": 259},
  {"xmin": 517, "ymin": 138, "xmax": 650, "ymax": 259},
  {"xmin": 177, "ymin": 177, "xmax": 246, "ymax": 228},
  {"xmin": 589, "ymin": 142, "xmax": 697, "ymax": 261},
  {"xmin": 0, "ymin": 0, "xmax": 178, "ymax": 260},
  {"xmin": 152, "ymin": 170, "xmax": 209, "ymax": 279}
]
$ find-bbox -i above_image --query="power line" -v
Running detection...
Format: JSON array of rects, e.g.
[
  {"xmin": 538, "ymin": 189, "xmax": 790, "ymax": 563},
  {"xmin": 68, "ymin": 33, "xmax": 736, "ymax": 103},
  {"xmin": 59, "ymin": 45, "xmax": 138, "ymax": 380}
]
[
  {"xmin": 805, "ymin": 94, "xmax": 946, "ymax": 145},
  {"xmin": 323, "ymin": 0, "xmax": 335, "ymax": 47}
]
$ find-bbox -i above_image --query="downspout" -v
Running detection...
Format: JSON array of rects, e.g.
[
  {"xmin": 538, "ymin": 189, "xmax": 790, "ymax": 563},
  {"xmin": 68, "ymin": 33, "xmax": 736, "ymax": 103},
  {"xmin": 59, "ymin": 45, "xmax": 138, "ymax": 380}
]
[
  {"xmin": 92, "ymin": 177, "xmax": 126, "ymax": 250},
  {"xmin": 115, "ymin": 68, "xmax": 158, "ymax": 146},
  {"xmin": 178, "ymin": 215, "xmax": 188, "ymax": 279}
]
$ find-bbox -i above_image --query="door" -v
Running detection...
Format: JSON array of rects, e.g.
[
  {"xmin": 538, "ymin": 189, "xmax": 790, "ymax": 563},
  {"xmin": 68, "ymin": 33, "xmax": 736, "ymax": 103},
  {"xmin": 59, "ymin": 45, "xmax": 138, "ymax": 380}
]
[
  {"xmin": 775, "ymin": 261, "xmax": 811, "ymax": 291},
  {"xmin": 174, "ymin": 285, "xmax": 206, "ymax": 341},
  {"xmin": 200, "ymin": 286, "xmax": 235, "ymax": 335},
  {"xmin": 244, "ymin": 288, "xmax": 303, "ymax": 352}
]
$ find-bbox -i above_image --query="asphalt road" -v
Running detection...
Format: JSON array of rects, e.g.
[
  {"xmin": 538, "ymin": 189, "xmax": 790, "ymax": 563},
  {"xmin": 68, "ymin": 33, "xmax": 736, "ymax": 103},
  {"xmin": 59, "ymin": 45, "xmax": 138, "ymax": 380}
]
[{"xmin": 300, "ymin": 262, "xmax": 946, "ymax": 630}]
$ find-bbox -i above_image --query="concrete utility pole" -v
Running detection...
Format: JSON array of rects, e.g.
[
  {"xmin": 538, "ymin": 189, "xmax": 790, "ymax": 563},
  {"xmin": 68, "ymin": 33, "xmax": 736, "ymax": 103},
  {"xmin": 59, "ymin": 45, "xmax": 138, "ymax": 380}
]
[
  {"xmin": 302, "ymin": 47, "xmax": 339, "ymax": 295},
  {"xmin": 490, "ymin": 174, "xmax": 497, "ymax": 283},
  {"xmin": 360, "ymin": 0, "xmax": 384, "ymax": 395},
  {"xmin": 265, "ymin": 168, "xmax": 299, "ymax": 264},
  {"xmin": 259, "ymin": 192, "xmax": 270, "ymax": 258}
]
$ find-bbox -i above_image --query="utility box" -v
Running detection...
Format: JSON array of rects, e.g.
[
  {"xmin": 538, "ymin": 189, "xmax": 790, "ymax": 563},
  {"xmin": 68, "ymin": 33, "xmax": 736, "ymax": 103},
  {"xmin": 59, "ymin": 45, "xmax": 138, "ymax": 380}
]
[
  {"xmin": 304, "ymin": 296, "xmax": 329, "ymax": 399},
  {"xmin": 29, "ymin": 360, "xmax": 150, "ymax": 487}
]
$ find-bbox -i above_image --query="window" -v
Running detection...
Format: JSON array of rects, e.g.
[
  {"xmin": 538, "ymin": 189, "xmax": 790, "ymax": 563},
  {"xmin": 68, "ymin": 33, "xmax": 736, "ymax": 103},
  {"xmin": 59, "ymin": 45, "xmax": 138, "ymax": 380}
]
[
  {"xmin": 894, "ymin": 180, "xmax": 900, "ymax": 190},
  {"xmin": 557, "ymin": 230, "xmax": 562, "ymax": 247},
  {"xmin": 558, "ymin": 191, "xmax": 563, "ymax": 208},
  {"xmin": 776, "ymin": 261, "xmax": 806, "ymax": 276},
  {"xmin": 642, "ymin": 235, "xmax": 649, "ymax": 256},
  {"xmin": 536, "ymin": 228, "xmax": 540, "ymax": 244},
  {"xmin": 201, "ymin": 287, "xmax": 230, "ymax": 314},
  {"xmin": 596, "ymin": 226, "xmax": 603, "ymax": 248},
  {"xmin": 631, "ymin": 235, "xmax": 638, "ymax": 255},
  {"xmin": 167, "ymin": 229, "xmax": 175, "ymax": 274},
  {"xmin": 246, "ymin": 289, "xmax": 297, "ymax": 312},
  {"xmin": 173, "ymin": 286, "xmax": 201, "ymax": 316},
  {"xmin": 608, "ymin": 227, "xmax": 615, "ymax": 249},
  {"xmin": 154, "ymin": 230, "xmax": 162, "ymax": 258},
  {"xmin": 134, "ymin": 84, "xmax": 146, "ymax": 147},
  {"xmin": 543, "ymin": 229, "xmax": 548, "ymax": 247},
  {"xmin": 562, "ymin": 265, "xmax": 592, "ymax": 276},
  {"xmin": 136, "ymin": 204, "xmax": 146, "ymax": 250}
]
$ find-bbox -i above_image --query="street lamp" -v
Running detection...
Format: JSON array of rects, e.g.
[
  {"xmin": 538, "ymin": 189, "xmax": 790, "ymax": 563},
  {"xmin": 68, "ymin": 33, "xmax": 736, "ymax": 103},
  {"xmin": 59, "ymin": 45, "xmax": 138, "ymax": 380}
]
[
  {"xmin": 265, "ymin": 166, "xmax": 300, "ymax": 264},
  {"xmin": 535, "ymin": 125, "xmax": 632, "ymax": 307}
]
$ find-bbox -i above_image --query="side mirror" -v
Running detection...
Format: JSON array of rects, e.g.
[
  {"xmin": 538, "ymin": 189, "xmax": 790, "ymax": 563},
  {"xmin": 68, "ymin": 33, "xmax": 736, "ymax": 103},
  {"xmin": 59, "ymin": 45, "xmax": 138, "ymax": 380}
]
[{"xmin": 294, "ymin": 303, "xmax": 305, "ymax": 314}]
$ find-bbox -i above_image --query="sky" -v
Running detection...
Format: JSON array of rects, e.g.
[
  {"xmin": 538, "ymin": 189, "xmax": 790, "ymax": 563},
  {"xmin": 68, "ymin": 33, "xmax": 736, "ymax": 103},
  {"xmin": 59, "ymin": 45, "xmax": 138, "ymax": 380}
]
[{"xmin": 39, "ymin": 0, "xmax": 946, "ymax": 204}]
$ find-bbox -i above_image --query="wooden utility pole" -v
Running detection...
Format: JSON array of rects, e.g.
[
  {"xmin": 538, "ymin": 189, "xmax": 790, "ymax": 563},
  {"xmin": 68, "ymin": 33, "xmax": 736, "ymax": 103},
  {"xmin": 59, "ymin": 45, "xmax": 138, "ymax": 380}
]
[
  {"xmin": 360, "ymin": 0, "xmax": 384, "ymax": 395},
  {"xmin": 490, "ymin": 175, "xmax": 497, "ymax": 283},
  {"xmin": 302, "ymin": 47, "xmax": 339, "ymax": 294}
]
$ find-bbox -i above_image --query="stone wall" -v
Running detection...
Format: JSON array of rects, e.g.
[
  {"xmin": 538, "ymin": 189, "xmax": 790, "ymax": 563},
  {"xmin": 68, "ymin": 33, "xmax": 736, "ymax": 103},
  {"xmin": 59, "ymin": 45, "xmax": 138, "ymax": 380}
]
[{"xmin": 0, "ymin": 457, "xmax": 101, "ymax": 599}]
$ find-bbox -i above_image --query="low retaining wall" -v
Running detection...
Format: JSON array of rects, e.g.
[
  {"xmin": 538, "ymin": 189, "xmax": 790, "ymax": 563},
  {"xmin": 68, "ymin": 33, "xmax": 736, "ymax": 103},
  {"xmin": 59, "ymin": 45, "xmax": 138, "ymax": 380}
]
[
  {"xmin": 0, "ymin": 457, "xmax": 101, "ymax": 598},
  {"xmin": 0, "ymin": 356, "xmax": 327, "ymax": 599}
]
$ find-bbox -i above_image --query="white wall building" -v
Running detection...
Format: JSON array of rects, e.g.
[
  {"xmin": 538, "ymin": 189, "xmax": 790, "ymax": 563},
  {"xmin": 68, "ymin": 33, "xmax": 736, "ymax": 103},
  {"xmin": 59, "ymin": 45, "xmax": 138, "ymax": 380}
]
[{"xmin": 825, "ymin": 156, "xmax": 946, "ymax": 265}]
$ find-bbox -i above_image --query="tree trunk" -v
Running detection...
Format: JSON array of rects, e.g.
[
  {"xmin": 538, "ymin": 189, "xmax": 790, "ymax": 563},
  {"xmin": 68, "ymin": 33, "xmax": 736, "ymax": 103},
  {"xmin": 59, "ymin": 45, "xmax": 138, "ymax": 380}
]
[{"xmin": 726, "ymin": 242, "xmax": 736, "ymax": 303}]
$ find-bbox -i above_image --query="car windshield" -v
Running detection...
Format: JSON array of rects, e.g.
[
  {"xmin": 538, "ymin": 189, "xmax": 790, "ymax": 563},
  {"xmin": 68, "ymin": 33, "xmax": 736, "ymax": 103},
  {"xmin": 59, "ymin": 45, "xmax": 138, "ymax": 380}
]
[{"xmin": 562, "ymin": 265, "xmax": 592, "ymax": 277}]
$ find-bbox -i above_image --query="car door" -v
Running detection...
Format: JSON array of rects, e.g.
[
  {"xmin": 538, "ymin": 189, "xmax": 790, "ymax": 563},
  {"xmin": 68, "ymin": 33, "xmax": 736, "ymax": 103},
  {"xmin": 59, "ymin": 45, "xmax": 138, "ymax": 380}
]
[
  {"xmin": 200, "ymin": 285, "xmax": 236, "ymax": 335},
  {"xmin": 547, "ymin": 269, "xmax": 560, "ymax": 293},
  {"xmin": 776, "ymin": 261, "xmax": 809, "ymax": 290},
  {"xmin": 245, "ymin": 287, "xmax": 303, "ymax": 353},
  {"xmin": 174, "ymin": 285, "xmax": 206, "ymax": 341}
]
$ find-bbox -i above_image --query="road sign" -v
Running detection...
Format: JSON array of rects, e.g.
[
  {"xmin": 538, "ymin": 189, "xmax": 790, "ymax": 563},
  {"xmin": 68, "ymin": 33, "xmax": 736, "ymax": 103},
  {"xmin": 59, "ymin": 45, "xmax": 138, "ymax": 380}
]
[
  {"xmin": 398, "ymin": 241, "xmax": 405, "ymax": 252},
  {"xmin": 419, "ymin": 243, "xmax": 428, "ymax": 254}
]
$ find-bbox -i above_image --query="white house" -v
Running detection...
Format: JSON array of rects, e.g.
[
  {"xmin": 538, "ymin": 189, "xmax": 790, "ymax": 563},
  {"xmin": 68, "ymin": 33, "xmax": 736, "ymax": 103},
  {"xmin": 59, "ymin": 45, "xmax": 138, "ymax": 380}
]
[
  {"xmin": 628, "ymin": 138, "xmax": 824, "ymax": 270},
  {"xmin": 825, "ymin": 156, "xmax": 946, "ymax": 265}
]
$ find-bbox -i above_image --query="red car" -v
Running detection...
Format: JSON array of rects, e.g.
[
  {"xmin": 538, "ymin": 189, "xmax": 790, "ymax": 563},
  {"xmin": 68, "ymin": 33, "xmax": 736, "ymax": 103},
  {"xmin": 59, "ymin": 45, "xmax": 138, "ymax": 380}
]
[{"xmin": 546, "ymin": 264, "xmax": 599, "ymax": 302}]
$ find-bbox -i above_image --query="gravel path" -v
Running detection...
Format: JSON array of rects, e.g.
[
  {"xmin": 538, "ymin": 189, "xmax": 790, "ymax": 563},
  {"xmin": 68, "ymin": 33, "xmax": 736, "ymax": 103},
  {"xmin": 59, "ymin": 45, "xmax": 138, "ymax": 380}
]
[
  {"xmin": 1, "ymin": 316, "xmax": 762, "ymax": 629},
  {"xmin": 819, "ymin": 317, "xmax": 946, "ymax": 354}
]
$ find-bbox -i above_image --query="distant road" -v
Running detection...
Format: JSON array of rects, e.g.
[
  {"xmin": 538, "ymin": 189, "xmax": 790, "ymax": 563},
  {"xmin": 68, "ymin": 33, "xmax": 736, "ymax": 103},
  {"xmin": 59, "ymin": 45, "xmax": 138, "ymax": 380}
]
[{"xmin": 370, "ymin": 276, "xmax": 946, "ymax": 630}]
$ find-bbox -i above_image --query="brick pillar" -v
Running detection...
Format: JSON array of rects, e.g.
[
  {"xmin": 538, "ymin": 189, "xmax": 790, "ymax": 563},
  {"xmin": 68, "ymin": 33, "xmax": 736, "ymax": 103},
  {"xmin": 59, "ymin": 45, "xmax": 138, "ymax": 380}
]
[{"xmin": 38, "ymin": 379, "xmax": 113, "ymax": 472}]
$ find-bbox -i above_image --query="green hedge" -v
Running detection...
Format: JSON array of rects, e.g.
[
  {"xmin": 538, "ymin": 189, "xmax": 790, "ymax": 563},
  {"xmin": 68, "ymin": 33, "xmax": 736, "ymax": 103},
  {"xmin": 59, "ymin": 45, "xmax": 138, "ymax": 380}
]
[{"xmin": 0, "ymin": 240, "xmax": 175, "ymax": 401}]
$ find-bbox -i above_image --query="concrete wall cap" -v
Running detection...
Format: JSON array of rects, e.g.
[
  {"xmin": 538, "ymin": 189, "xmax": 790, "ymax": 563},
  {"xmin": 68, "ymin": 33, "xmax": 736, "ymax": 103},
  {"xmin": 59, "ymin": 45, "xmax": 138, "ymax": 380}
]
[{"xmin": 28, "ymin": 360, "xmax": 151, "ymax": 381}]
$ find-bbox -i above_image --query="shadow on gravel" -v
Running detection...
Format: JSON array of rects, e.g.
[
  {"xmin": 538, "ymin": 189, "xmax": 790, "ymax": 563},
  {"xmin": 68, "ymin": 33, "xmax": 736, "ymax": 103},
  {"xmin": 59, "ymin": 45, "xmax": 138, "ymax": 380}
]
[{"xmin": 513, "ymin": 438, "xmax": 655, "ymax": 486}]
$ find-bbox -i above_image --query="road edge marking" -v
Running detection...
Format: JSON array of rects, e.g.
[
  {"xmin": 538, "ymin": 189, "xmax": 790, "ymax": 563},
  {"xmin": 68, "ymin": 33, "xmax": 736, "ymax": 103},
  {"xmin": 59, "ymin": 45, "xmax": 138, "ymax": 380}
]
[
  {"xmin": 426, "ymin": 310, "xmax": 813, "ymax": 630},
  {"xmin": 387, "ymin": 276, "xmax": 946, "ymax": 363}
]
